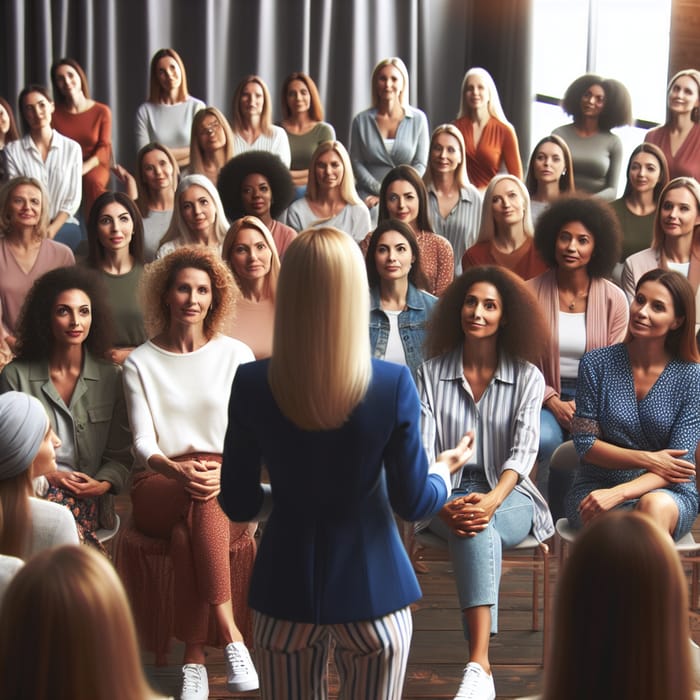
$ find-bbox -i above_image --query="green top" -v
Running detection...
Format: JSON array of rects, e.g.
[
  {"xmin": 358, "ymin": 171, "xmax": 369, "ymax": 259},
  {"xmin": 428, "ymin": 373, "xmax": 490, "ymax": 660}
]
[
  {"xmin": 286, "ymin": 122, "xmax": 336, "ymax": 170},
  {"xmin": 610, "ymin": 198, "xmax": 655, "ymax": 262},
  {"xmin": 100, "ymin": 265, "xmax": 147, "ymax": 347}
]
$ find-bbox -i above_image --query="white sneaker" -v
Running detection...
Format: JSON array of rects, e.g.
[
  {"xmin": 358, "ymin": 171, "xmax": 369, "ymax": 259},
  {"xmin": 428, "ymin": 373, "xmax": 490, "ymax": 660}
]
[
  {"xmin": 180, "ymin": 663, "xmax": 208, "ymax": 700},
  {"xmin": 224, "ymin": 641, "xmax": 260, "ymax": 692},
  {"xmin": 454, "ymin": 662, "xmax": 496, "ymax": 700}
]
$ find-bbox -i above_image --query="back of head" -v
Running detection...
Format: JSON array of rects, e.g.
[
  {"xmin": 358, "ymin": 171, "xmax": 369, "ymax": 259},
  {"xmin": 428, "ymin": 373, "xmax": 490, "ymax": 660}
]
[
  {"xmin": 0, "ymin": 545, "xmax": 160, "ymax": 700},
  {"xmin": 268, "ymin": 228, "xmax": 371, "ymax": 430},
  {"xmin": 544, "ymin": 511, "xmax": 693, "ymax": 700}
]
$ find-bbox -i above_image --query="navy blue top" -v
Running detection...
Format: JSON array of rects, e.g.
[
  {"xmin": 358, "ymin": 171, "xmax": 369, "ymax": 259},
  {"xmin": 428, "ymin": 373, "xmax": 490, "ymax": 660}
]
[{"xmin": 219, "ymin": 358, "xmax": 449, "ymax": 624}]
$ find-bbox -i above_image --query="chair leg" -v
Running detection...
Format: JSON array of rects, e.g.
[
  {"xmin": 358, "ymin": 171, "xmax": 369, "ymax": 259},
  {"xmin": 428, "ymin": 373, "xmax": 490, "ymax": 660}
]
[
  {"xmin": 531, "ymin": 547, "xmax": 539, "ymax": 632},
  {"xmin": 541, "ymin": 543, "xmax": 550, "ymax": 668}
]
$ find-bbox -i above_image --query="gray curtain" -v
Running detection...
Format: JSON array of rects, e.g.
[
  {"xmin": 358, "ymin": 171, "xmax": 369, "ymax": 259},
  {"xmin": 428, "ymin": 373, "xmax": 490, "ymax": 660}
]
[{"xmin": 2, "ymin": 0, "xmax": 532, "ymax": 172}]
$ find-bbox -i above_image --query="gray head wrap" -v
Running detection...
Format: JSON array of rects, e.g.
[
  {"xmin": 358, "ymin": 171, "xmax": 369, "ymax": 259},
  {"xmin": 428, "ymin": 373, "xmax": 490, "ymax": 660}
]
[{"xmin": 0, "ymin": 392, "xmax": 48, "ymax": 480}]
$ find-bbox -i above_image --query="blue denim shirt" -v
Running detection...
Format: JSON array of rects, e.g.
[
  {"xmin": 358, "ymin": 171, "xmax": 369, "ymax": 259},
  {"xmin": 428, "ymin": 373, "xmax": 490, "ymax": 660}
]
[{"xmin": 369, "ymin": 283, "xmax": 437, "ymax": 380}]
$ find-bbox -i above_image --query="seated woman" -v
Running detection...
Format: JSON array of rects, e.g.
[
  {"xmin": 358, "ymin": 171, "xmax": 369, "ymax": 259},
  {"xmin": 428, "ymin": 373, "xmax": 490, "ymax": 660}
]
[
  {"xmin": 122, "ymin": 247, "xmax": 257, "ymax": 698},
  {"xmin": 221, "ymin": 216, "xmax": 280, "ymax": 359},
  {"xmin": 537, "ymin": 511, "xmax": 698, "ymax": 700},
  {"xmin": 0, "ymin": 545, "xmax": 169, "ymax": 700},
  {"xmin": 156, "ymin": 174, "xmax": 229, "ymax": 258},
  {"xmin": 367, "ymin": 219, "xmax": 436, "ymax": 381},
  {"xmin": 553, "ymin": 74, "xmax": 632, "ymax": 200},
  {"xmin": 527, "ymin": 196, "xmax": 628, "ymax": 509},
  {"xmin": 363, "ymin": 164, "xmax": 454, "ymax": 296},
  {"xmin": 218, "ymin": 227, "xmax": 472, "ymax": 700},
  {"xmin": 418, "ymin": 266, "xmax": 554, "ymax": 700},
  {"xmin": 621, "ymin": 178, "xmax": 700, "ymax": 320},
  {"xmin": 84, "ymin": 192, "xmax": 147, "ymax": 364},
  {"xmin": 217, "ymin": 151, "xmax": 297, "ymax": 259},
  {"xmin": 113, "ymin": 142, "xmax": 180, "ymax": 262},
  {"xmin": 566, "ymin": 269, "xmax": 700, "ymax": 541},
  {"xmin": 462, "ymin": 174, "xmax": 548, "ymax": 280},
  {"xmin": 0, "ymin": 96, "xmax": 20, "ymax": 181},
  {"xmin": 284, "ymin": 140, "xmax": 371, "ymax": 243},
  {"xmin": 645, "ymin": 69, "xmax": 700, "ymax": 181},
  {"xmin": 611, "ymin": 144, "xmax": 669, "ymax": 268},
  {"xmin": 0, "ymin": 266, "xmax": 132, "ymax": 550},
  {"xmin": 350, "ymin": 57, "xmax": 429, "ymax": 216},
  {"xmin": 187, "ymin": 106, "xmax": 235, "ymax": 184},
  {"xmin": 135, "ymin": 48, "xmax": 204, "ymax": 167},
  {"xmin": 525, "ymin": 134, "xmax": 575, "ymax": 225},
  {"xmin": 452, "ymin": 67, "xmax": 523, "ymax": 190},
  {"xmin": 0, "ymin": 391, "xmax": 78, "ymax": 562},
  {"xmin": 50, "ymin": 58, "xmax": 112, "ymax": 217},
  {"xmin": 0, "ymin": 177, "xmax": 75, "ymax": 350},
  {"xmin": 279, "ymin": 72, "xmax": 336, "ymax": 194},
  {"xmin": 4, "ymin": 85, "xmax": 82, "ymax": 250},
  {"xmin": 423, "ymin": 124, "xmax": 482, "ymax": 274},
  {"xmin": 230, "ymin": 75, "xmax": 290, "ymax": 167}
]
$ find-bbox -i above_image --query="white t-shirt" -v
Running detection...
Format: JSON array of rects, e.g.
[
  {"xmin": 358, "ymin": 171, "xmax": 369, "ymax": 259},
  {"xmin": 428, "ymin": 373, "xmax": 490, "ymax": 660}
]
[{"xmin": 558, "ymin": 310, "xmax": 586, "ymax": 379}]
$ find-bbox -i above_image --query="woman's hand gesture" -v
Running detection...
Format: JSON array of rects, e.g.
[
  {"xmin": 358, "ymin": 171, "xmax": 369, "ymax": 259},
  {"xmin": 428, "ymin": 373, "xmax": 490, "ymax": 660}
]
[
  {"xmin": 642, "ymin": 449, "xmax": 696, "ymax": 483},
  {"xmin": 436, "ymin": 431, "xmax": 475, "ymax": 475}
]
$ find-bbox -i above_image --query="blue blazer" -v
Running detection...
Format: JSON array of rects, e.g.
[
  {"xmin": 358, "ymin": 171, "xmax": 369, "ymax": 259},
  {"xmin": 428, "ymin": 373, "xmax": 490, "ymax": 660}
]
[{"xmin": 219, "ymin": 358, "xmax": 448, "ymax": 624}]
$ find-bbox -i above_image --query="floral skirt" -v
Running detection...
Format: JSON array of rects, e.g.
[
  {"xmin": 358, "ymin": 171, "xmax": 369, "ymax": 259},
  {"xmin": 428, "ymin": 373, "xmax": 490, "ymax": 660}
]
[{"xmin": 46, "ymin": 486, "xmax": 106, "ymax": 554}]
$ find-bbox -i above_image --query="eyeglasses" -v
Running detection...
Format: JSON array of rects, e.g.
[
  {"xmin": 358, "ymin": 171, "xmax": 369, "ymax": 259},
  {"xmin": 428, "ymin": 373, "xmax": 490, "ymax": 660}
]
[{"xmin": 199, "ymin": 121, "xmax": 222, "ymax": 136}]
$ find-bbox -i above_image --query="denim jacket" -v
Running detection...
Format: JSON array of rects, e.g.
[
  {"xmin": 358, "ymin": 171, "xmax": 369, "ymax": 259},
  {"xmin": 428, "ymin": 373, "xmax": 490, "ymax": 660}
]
[{"xmin": 369, "ymin": 283, "xmax": 437, "ymax": 380}]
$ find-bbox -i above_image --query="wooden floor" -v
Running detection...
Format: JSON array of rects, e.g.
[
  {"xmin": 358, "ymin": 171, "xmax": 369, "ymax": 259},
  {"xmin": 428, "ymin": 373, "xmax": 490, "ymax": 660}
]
[{"xmin": 113, "ymin": 494, "xmax": 700, "ymax": 700}]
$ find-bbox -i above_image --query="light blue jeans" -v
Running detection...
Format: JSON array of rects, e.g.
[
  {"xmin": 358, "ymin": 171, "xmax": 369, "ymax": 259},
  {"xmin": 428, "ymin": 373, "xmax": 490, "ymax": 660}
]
[{"xmin": 428, "ymin": 470, "xmax": 534, "ymax": 638}]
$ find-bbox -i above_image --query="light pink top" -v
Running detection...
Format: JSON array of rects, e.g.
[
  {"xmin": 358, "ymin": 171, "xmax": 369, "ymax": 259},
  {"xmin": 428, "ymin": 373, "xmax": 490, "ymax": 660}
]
[{"xmin": 223, "ymin": 297, "xmax": 275, "ymax": 360}]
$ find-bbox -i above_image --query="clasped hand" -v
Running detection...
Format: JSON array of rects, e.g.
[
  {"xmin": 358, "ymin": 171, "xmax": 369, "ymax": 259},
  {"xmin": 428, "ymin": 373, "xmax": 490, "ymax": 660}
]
[
  {"xmin": 46, "ymin": 470, "xmax": 111, "ymax": 497},
  {"xmin": 644, "ymin": 449, "xmax": 695, "ymax": 483},
  {"xmin": 439, "ymin": 491, "xmax": 499, "ymax": 537},
  {"xmin": 177, "ymin": 459, "xmax": 221, "ymax": 501}
]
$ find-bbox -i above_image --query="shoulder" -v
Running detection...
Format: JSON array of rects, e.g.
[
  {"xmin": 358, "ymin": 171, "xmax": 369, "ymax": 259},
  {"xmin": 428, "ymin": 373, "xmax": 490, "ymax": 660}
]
[
  {"xmin": 208, "ymin": 334, "xmax": 256, "ymax": 363},
  {"xmin": 186, "ymin": 96, "xmax": 206, "ymax": 110},
  {"xmin": 41, "ymin": 238, "xmax": 75, "ymax": 262},
  {"xmin": 644, "ymin": 125, "xmax": 665, "ymax": 143},
  {"xmin": 595, "ymin": 276, "xmax": 628, "ymax": 302},
  {"xmin": 624, "ymin": 247, "xmax": 658, "ymax": 268},
  {"xmin": 582, "ymin": 343, "xmax": 624, "ymax": 368},
  {"xmin": 53, "ymin": 130, "xmax": 81, "ymax": 153}
]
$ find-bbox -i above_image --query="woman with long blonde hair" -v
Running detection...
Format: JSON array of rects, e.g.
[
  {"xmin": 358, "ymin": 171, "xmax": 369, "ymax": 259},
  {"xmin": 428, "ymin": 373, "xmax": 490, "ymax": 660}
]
[
  {"xmin": 187, "ymin": 106, "xmax": 235, "ymax": 184},
  {"xmin": 219, "ymin": 227, "xmax": 473, "ymax": 700}
]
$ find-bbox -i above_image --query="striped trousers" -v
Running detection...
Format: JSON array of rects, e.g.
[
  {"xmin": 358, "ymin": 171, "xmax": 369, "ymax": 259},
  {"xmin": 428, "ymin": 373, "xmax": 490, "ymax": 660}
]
[{"xmin": 253, "ymin": 606, "xmax": 413, "ymax": 700}]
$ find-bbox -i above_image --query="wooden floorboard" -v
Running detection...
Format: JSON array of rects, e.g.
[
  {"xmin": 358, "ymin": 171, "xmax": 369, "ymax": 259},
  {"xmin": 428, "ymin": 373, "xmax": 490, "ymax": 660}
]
[{"xmin": 113, "ymin": 495, "xmax": 700, "ymax": 699}]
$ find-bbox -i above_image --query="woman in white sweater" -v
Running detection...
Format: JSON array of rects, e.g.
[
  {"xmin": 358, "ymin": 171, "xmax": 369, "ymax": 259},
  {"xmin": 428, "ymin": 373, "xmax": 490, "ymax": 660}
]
[{"xmin": 122, "ymin": 246, "xmax": 258, "ymax": 699}]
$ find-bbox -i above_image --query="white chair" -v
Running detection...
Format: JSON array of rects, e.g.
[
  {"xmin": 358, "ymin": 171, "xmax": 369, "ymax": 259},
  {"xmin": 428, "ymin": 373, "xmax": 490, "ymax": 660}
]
[
  {"xmin": 416, "ymin": 527, "xmax": 551, "ymax": 667},
  {"xmin": 96, "ymin": 513, "xmax": 121, "ymax": 554}
]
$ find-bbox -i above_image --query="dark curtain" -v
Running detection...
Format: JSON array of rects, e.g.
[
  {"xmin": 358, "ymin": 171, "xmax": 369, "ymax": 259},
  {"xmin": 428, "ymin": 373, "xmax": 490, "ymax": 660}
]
[{"xmin": 2, "ymin": 0, "xmax": 532, "ymax": 171}]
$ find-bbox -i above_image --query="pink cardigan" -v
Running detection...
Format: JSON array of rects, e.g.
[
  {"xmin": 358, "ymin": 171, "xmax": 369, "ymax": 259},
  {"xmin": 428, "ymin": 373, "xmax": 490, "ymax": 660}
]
[{"xmin": 527, "ymin": 269, "xmax": 629, "ymax": 402}]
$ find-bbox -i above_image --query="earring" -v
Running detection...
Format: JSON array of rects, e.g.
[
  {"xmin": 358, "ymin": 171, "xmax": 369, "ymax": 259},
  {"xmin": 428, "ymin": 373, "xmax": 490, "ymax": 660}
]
[{"xmin": 562, "ymin": 169, "xmax": 567, "ymax": 176}]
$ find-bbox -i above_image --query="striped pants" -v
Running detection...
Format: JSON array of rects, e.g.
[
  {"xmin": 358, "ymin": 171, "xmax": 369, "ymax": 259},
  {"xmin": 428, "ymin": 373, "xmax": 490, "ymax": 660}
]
[{"xmin": 253, "ymin": 606, "xmax": 413, "ymax": 700}]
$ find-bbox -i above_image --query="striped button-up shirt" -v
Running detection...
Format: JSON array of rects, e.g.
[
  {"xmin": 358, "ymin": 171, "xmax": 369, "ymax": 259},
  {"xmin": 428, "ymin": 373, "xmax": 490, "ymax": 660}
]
[{"xmin": 417, "ymin": 346, "xmax": 554, "ymax": 541}]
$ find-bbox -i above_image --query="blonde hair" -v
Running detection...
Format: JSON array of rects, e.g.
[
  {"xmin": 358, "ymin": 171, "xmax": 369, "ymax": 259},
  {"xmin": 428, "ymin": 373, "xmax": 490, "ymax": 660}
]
[
  {"xmin": 371, "ymin": 57, "xmax": 410, "ymax": 108},
  {"xmin": 306, "ymin": 141, "xmax": 361, "ymax": 206},
  {"xmin": 652, "ymin": 178, "xmax": 700, "ymax": 270},
  {"xmin": 189, "ymin": 106, "xmax": 235, "ymax": 176},
  {"xmin": 158, "ymin": 174, "xmax": 229, "ymax": 249},
  {"xmin": 0, "ymin": 176, "xmax": 51, "ymax": 240},
  {"xmin": 141, "ymin": 245, "xmax": 238, "ymax": 339},
  {"xmin": 423, "ymin": 124, "xmax": 471, "ymax": 189},
  {"xmin": 222, "ymin": 216, "xmax": 280, "ymax": 302},
  {"xmin": 457, "ymin": 67, "xmax": 509, "ymax": 123},
  {"xmin": 268, "ymin": 228, "xmax": 372, "ymax": 430},
  {"xmin": 232, "ymin": 75, "xmax": 273, "ymax": 136},
  {"xmin": 0, "ymin": 470, "xmax": 33, "ymax": 557},
  {"xmin": 543, "ymin": 511, "xmax": 694, "ymax": 700},
  {"xmin": 476, "ymin": 174, "xmax": 534, "ymax": 243},
  {"xmin": 665, "ymin": 69, "xmax": 700, "ymax": 124},
  {"xmin": 0, "ymin": 546, "xmax": 166, "ymax": 700}
]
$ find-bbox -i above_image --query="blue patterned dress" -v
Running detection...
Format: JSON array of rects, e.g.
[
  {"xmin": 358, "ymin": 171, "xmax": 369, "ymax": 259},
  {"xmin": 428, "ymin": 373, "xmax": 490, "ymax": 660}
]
[{"xmin": 566, "ymin": 343, "xmax": 700, "ymax": 539}]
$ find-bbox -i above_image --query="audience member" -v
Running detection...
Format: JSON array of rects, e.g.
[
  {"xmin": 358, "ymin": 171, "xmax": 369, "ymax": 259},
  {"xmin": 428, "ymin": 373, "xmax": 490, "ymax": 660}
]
[
  {"xmin": 0, "ymin": 545, "xmax": 170, "ymax": 700},
  {"xmin": 525, "ymin": 134, "xmax": 575, "ymax": 225},
  {"xmin": 217, "ymin": 151, "xmax": 297, "ymax": 258},
  {"xmin": 0, "ymin": 177, "xmax": 74, "ymax": 349},
  {"xmin": 645, "ymin": 69, "xmax": 700, "ymax": 182},
  {"xmin": 219, "ymin": 227, "xmax": 473, "ymax": 700},
  {"xmin": 4, "ymin": 85, "xmax": 83, "ymax": 249},
  {"xmin": 527, "ymin": 196, "xmax": 627, "ymax": 508},
  {"xmin": 423, "ymin": 123, "xmax": 482, "ymax": 274},
  {"xmin": 0, "ymin": 266, "xmax": 132, "ymax": 550},
  {"xmin": 50, "ymin": 58, "xmax": 112, "ymax": 216},
  {"xmin": 0, "ymin": 96, "xmax": 20, "ymax": 181},
  {"xmin": 279, "ymin": 72, "xmax": 336, "ymax": 194},
  {"xmin": 230, "ymin": 75, "xmax": 290, "ymax": 167},
  {"xmin": 566, "ymin": 269, "xmax": 700, "ymax": 540},
  {"xmin": 553, "ymin": 74, "xmax": 632, "ymax": 200},
  {"xmin": 156, "ymin": 174, "xmax": 228, "ymax": 258},
  {"xmin": 122, "ymin": 247, "xmax": 258, "ymax": 699},
  {"xmin": 221, "ymin": 216, "xmax": 279, "ymax": 359},
  {"xmin": 135, "ymin": 48, "xmax": 204, "ymax": 167},
  {"xmin": 186, "ymin": 106, "xmax": 235, "ymax": 184},
  {"xmin": 350, "ymin": 57, "xmax": 429, "ymax": 216},
  {"xmin": 84, "ymin": 191, "xmax": 146, "ymax": 363},
  {"xmin": 285, "ymin": 140, "xmax": 371, "ymax": 242},
  {"xmin": 462, "ymin": 174, "xmax": 548, "ymax": 280},
  {"xmin": 418, "ymin": 265, "xmax": 553, "ymax": 700},
  {"xmin": 452, "ymin": 67, "xmax": 523, "ymax": 190}
]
